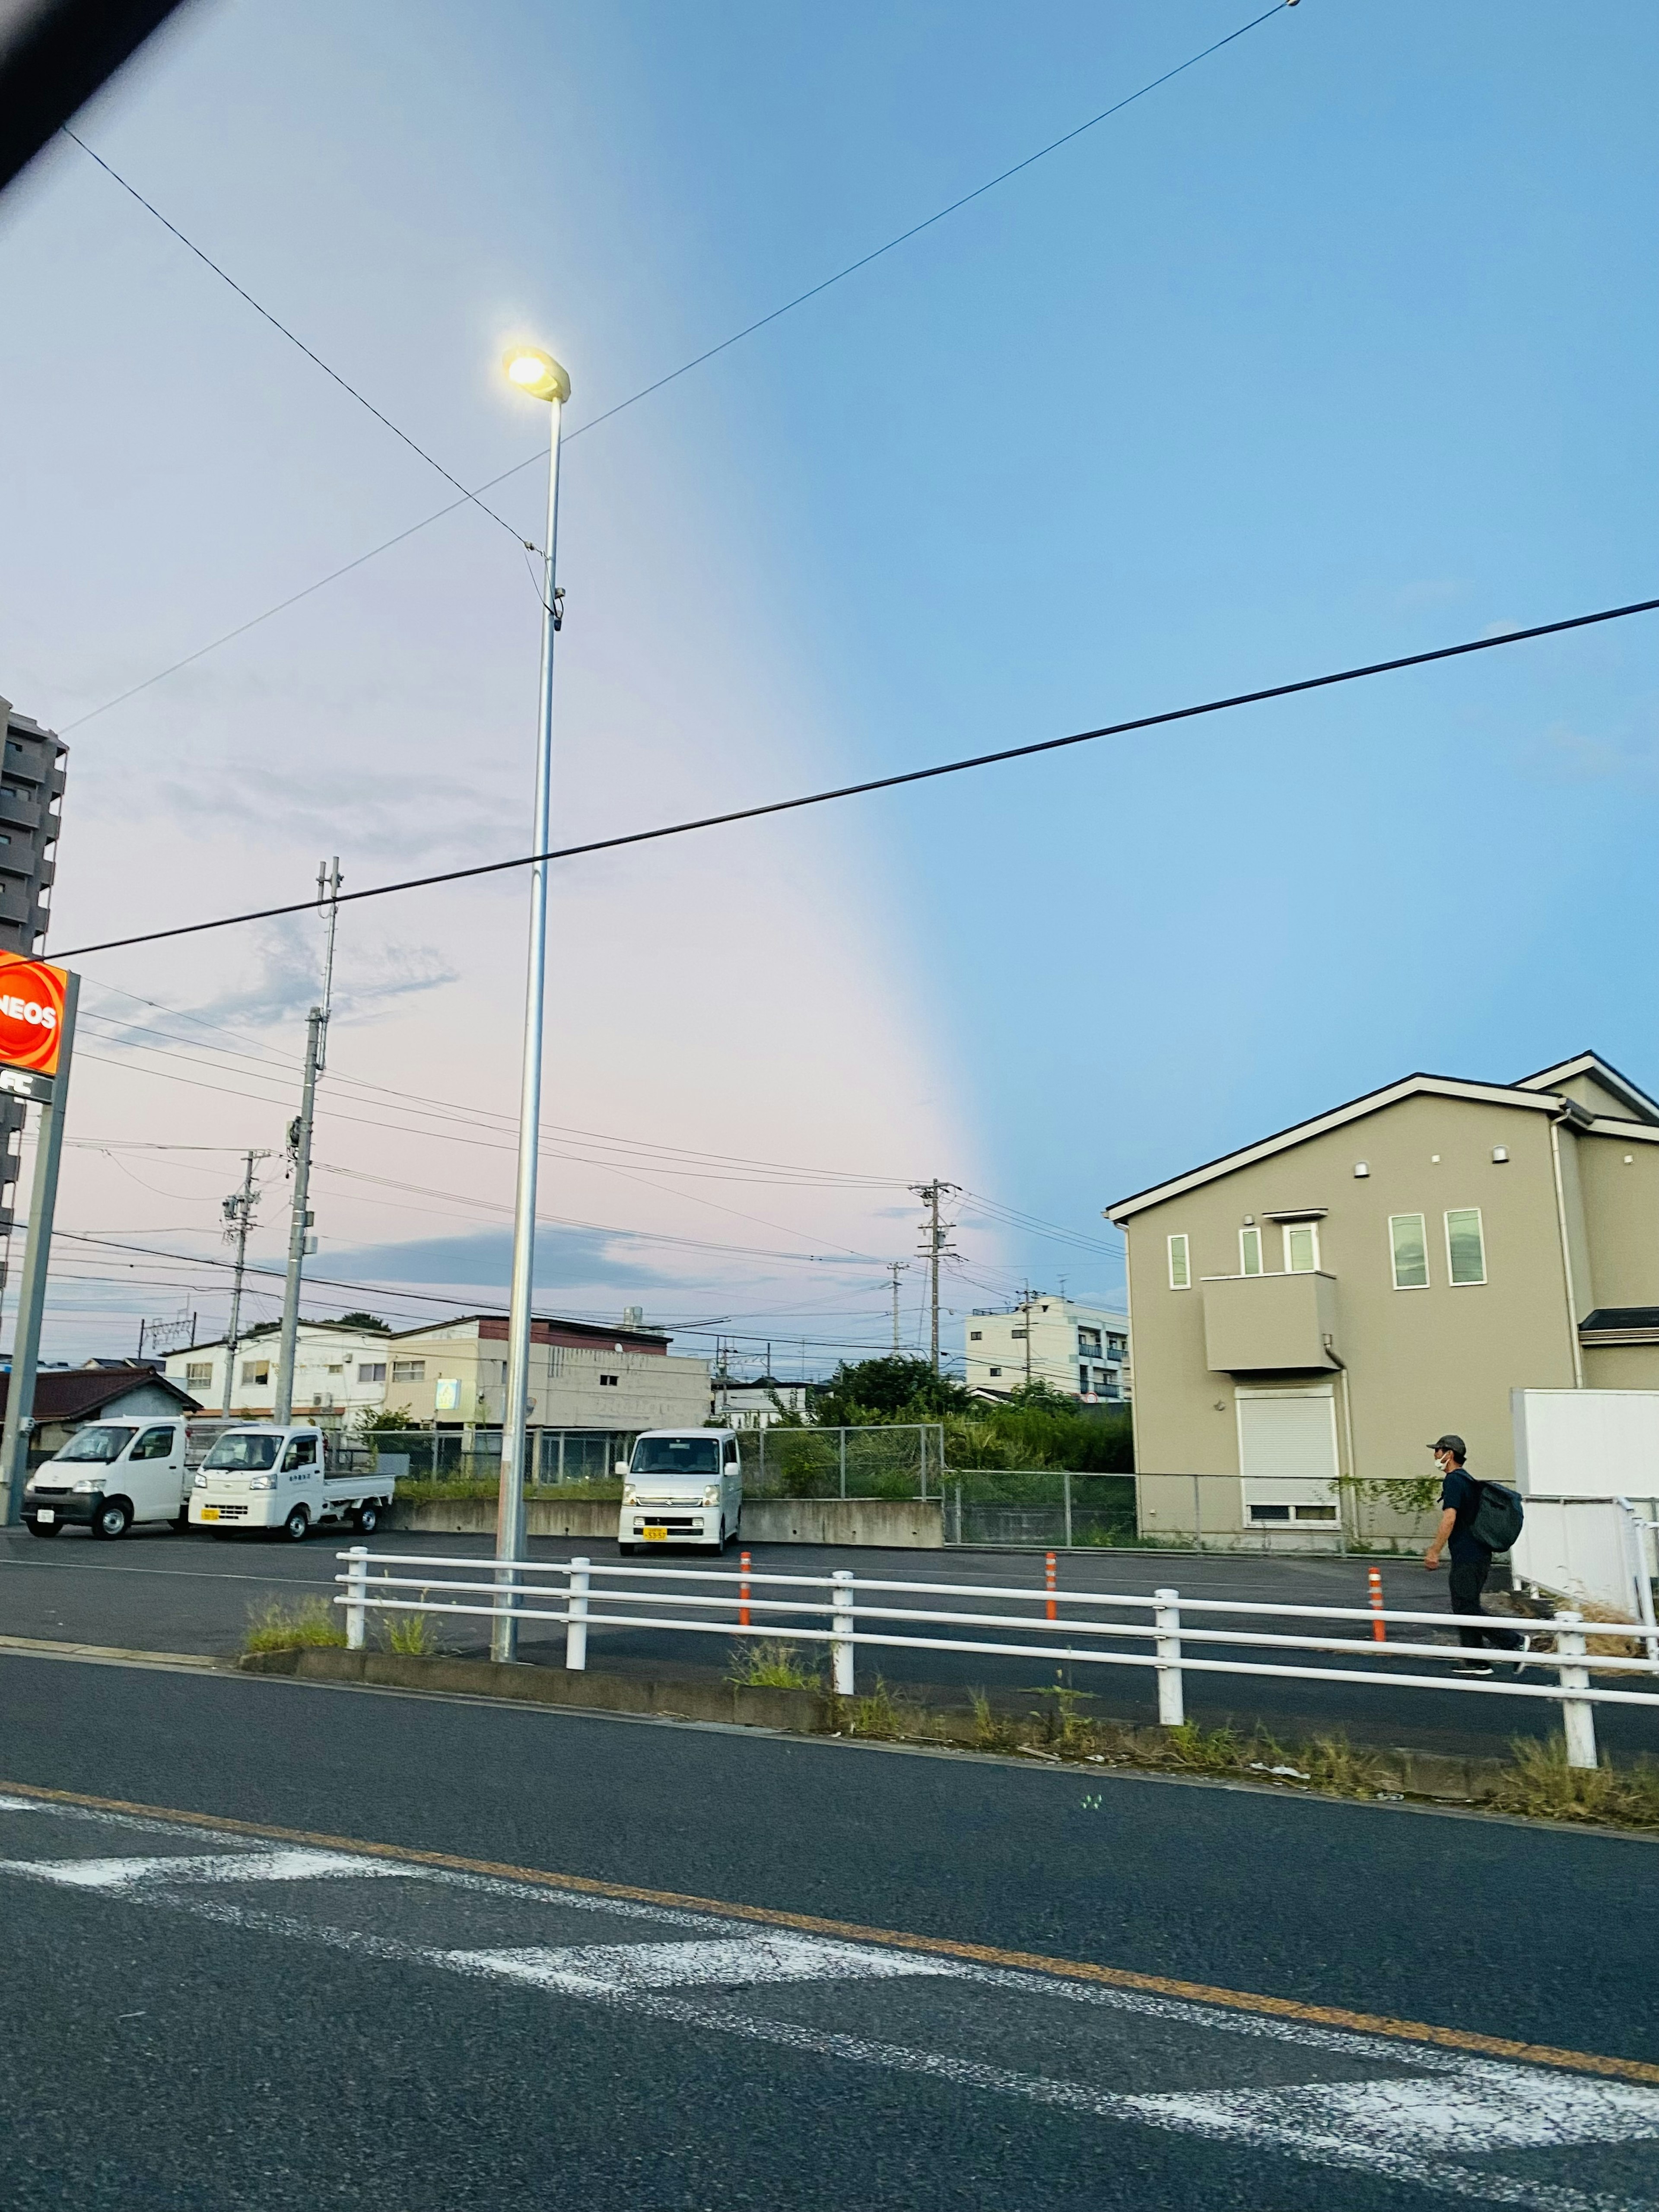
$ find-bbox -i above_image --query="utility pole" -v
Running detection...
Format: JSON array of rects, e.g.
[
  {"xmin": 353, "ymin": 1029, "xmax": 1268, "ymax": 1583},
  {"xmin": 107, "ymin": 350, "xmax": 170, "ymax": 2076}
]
[
  {"xmin": 273, "ymin": 860, "xmax": 341, "ymax": 1426},
  {"xmin": 0, "ymin": 968, "xmax": 78, "ymax": 1525},
  {"xmin": 1022, "ymin": 1282, "xmax": 1034, "ymax": 1387},
  {"xmin": 910, "ymin": 1181, "xmax": 960, "ymax": 1375},
  {"xmin": 220, "ymin": 1149, "xmax": 264, "ymax": 1417},
  {"xmin": 886, "ymin": 1260, "xmax": 909, "ymax": 1353}
]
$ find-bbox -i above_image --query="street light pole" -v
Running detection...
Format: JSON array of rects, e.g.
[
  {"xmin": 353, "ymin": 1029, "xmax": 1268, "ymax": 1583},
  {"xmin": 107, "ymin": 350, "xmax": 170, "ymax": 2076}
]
[{"xmin": 495, "ymin": 344, "xmax": 570, "ymax": 1663}]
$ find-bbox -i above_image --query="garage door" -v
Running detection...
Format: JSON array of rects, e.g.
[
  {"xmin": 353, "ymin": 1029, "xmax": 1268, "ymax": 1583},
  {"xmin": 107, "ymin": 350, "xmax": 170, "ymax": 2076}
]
[{"xmin": 1237, "ymin": 1392, "xmax": 1340, "ymax": 1526}]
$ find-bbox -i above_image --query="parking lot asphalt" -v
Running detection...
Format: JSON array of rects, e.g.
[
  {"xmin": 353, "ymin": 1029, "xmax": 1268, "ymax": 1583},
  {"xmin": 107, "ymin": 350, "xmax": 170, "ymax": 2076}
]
[
  {"xmin": 4, "ymin": 1521, "xmax": 1653, "ymax": 1763},
  {"xmin": 1, "ymin": 1653, "xmax": 1656, "ymax": 2212}
]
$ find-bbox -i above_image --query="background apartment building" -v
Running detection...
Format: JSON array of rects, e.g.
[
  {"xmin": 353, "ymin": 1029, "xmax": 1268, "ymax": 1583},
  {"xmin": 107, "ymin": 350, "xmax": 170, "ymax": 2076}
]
[
  {"xmin": 1106, "ymin": 1052, "xmax": 1659, "ymax": 1549},
  {"xmin": 964, "ymin": 1293, "xmax": 1130, "ymax": 1402},
  {"xmin": 163, "ymin": 1310, "xmax": 710, "ymax": 1475}
]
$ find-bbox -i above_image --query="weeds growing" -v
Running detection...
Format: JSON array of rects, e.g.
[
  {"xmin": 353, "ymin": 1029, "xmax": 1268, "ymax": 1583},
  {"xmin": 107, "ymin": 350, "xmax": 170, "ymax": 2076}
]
[
  {"xmin": 727, "ymin": 1640, "xmax": 821, "ymax": 1691},
  {"xmin": 242, "ymin": 1597, "xmax": 347, "ymax": 1653}
]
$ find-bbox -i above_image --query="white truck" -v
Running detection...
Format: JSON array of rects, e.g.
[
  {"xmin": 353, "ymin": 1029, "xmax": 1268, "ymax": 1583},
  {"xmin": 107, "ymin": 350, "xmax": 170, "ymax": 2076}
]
[
  {"xmin": 188, "ymin": 1423, "xmax": 396, "ymax": 1542},
  {"xmin": 23, "ymin": 1415, "xmax": 196, "ymax": 1539}
]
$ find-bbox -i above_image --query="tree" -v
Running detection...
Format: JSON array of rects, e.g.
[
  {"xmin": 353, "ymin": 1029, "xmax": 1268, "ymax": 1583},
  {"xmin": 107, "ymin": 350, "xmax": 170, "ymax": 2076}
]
[
  {"xmin": 337, "ymin": 1310, "xmax": 391, "ymax": 1334},
  {"xmin": 352, "ymin": 1404, "xmax": 421, "ymax": 1438},
  {"xmin": 811, "ymin": 1355, "xmax": 971, "ymax": 1427}
]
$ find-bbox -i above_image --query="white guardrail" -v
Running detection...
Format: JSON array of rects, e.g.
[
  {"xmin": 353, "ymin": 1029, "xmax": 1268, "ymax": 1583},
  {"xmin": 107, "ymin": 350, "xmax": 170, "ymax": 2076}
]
[{"xmin": 335, "ymin": 1549, "xmax": 1659, "ymax": 1772}]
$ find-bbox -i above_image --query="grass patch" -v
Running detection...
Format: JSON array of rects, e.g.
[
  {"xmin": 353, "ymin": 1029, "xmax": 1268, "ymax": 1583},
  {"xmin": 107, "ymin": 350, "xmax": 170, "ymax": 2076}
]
[
  {"xmin": 1485, "ymin": 1737, "xmax": 1659, "ymax": 1829},
  {"xmin": 728, "ymin": 1639, "xmax": 821, "ymax": 1691},
  {"xmin": 242, "ymin": 1597, "xmax": 347, "ymax": 1653},
  {"xmin": 380, "ymin": 1604, "xmax": 445, "ymax": 1656}
]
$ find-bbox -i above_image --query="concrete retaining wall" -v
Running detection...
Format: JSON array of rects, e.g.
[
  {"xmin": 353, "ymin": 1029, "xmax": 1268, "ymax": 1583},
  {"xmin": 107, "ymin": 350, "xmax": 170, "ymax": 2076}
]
[{"xmin": 387, "ymin": 1497, "xmax": 945, "ymax": 1548}]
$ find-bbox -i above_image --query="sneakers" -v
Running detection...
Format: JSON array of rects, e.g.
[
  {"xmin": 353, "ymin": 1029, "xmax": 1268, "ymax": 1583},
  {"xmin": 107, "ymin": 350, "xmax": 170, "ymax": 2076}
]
[
  {"xmin": 1508, "ymin": 1633, "xmax": 1533, "ymax": 1675},
  {"xmin": 1455, "ymin": 1660, "xmax": 1495, "ymax": 1677}
]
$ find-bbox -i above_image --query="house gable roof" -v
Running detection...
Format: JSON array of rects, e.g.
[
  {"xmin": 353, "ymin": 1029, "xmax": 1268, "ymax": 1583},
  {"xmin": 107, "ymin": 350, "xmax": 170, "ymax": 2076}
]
[
  {"xmin": 1104, "ymin": 1071, "xmax": 1562, "ymax": 1224},
  {"xmin": 0, "ymin": 1367, "xmax": 200, "ymax": 1422},
  {"xmin": 1513, "ymin": 1052, "xmax": 1659, "ymax": 1125}
]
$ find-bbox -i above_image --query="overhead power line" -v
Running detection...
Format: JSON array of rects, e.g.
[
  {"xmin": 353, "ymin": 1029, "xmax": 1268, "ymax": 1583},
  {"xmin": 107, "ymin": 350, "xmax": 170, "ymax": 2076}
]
[
  {"xmin": 58, "ymin": 1, "xmax": 1292, "ymax": 734},
  {"xmin": 61, "ymin": 127, "xmax": 533, "ymax": 551},
  {"xmin": 46, "ymin": 591, "xmax": 1659, "ymax": 963}
]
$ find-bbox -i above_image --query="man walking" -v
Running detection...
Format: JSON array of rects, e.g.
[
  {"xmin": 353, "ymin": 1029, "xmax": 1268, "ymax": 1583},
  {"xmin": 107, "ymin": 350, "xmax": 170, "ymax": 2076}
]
[{"xmin": 1423, "ymin": 1433, "xmax": 1528, "ymax": 1676}]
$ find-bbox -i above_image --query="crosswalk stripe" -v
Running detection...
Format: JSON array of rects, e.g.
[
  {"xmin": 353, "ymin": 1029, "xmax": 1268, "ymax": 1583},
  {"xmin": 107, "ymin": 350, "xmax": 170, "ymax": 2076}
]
[
  {"xmin": 446, "ymin": 1935, "xmax": 960, "ymax": 1992},
  {"xmin": 0, "ymin": 1849, "xmax": 412, "ymax": 1888}
]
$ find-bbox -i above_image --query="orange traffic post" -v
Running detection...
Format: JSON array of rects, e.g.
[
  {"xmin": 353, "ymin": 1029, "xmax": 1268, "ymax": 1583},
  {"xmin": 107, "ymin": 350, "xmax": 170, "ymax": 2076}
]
[
  {"xmin": 1368, "ymin": 1565, "xmax": 1386, "ymax": 1643},
  {"xmin": 739, "ymin": 1550, "xmax": 751, "ymax": 1629},
  {"xmin": 1045, "ymin": 1550, "xmax": 1058, "ymax": 1624}
]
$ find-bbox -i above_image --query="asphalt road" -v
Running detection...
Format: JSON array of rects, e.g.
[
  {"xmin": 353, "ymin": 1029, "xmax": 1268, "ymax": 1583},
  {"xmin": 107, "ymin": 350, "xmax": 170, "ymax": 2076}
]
[
  {"xmin": 3, "ymin": 1522, "xmax": 1655, "ymax": 1762},
  {"xmin": 1, "ymin": 1650, "xmax": 1656, "ymax": 2211}
]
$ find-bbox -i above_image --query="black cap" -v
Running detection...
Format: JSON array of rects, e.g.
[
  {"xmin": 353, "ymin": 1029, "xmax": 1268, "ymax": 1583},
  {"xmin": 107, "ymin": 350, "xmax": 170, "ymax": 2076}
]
[{"xmin": 1428, "ymin": 1433, "xmax": 1466, "ymax": 1458}]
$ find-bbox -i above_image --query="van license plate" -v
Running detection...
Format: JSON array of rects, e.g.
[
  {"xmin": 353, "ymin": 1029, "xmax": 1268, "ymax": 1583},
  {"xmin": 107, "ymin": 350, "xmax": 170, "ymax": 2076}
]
[
  {"xmin": 200, "ymin": 1506, "xmax": 221, "ymax": 1521},
  {"xmin": 35, "ymin": 1508, "xmax": 53, "ymax": 1523},
  {"xmin": 643, "ymin": 1526, "xmax": 667, "ymax": 1541}
]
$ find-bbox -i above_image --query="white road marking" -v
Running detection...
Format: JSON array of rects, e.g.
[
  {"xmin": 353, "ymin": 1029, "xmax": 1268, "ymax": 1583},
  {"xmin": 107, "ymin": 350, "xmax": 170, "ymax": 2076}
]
[
  {"xmin": 3, "ymin": 1799, "xmax": 1656, "ymax": 2211},
  {"xmin": 448, "ymin": 1934, "xmax": 957, "ymax": 1992},
  {"xmin": 0, "ymin": 1848, "xmax": 412, "ymax": 1888},
  {"xmin": 1129, "ymin": 2072, "xmax": 1659, "ymax": 2152}
]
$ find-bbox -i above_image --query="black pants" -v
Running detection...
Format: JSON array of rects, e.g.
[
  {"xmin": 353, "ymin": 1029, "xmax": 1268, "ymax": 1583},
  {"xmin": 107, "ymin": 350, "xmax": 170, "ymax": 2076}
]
[{"xmin": 1449, "ymin": 1554, "xmax": 1524, "ymax": 1651}]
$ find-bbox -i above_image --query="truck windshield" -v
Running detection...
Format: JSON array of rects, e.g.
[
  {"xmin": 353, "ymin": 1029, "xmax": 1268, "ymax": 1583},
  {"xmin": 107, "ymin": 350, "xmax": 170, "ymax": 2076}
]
[
  {"xmin": 53, "ymin": 1425, "xmax": 138, "ymax": 1464},
  {"xmin": 631, "ymin": 1437, "xmax": 719, "ymax": 1477},
  {"xmin": 203, "ymin": 1433, "xmax": 283, "ymax": 1472}
]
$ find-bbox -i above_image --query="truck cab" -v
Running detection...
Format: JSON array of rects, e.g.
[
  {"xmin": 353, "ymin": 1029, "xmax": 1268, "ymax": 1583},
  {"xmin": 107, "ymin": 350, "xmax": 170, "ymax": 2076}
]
[
  {"xmin": 188, "ymin": 1424, "xmax": 392, "ymax": 1542},
  {"xmin": 617, "ymin": 1427, "xmax": 742, "ymax": 1553},
  {"xmin": 23, "ymin": 1417, "xmax": 191, "ymax": 1539}
]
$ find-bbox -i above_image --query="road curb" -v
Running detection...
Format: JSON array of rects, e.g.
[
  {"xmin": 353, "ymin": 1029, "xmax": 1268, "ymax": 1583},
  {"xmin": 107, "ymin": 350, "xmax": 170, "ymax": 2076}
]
[{"xmin": 238, "ymin": 1646, "xmax": 1516, "ymax": 1803}]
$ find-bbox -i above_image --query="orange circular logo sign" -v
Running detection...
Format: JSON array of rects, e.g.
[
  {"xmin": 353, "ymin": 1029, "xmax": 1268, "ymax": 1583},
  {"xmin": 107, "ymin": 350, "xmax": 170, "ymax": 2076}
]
[{"xmin": 0, "ymin": 960, "xmax": 67, "ymax": 1077}]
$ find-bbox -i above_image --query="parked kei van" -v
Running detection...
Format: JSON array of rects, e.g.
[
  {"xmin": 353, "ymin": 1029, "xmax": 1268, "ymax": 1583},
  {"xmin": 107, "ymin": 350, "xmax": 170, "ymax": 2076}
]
[
  {"xmin": 23, "ymin": 1417, "xmax": 193, "ymax": 1539},
  {"xmin": 616, "ymin": 1428, "xmax": 742, "ymax": 1553}
]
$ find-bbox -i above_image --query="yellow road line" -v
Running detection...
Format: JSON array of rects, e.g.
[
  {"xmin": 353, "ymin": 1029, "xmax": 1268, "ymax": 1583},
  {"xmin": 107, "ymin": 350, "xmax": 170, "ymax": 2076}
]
[{"xmin": 6, "ymin": 1775, "xmax": 1656, "ymax": 2086}]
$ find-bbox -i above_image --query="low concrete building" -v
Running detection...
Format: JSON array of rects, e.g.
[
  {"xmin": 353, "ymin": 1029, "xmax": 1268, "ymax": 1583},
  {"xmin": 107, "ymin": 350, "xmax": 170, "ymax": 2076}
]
[
  {"xmin": 384, "ymin": 1313, "xmax": 709, "ymax": 1439},
  {"xmin": 0, "ymin": 1363, "xmax": 200, "ymax": 1461},
  {"xmin": 1105, "ymin": 1051, "xmax": 1659, "ymax": 1550},
  {"xmin": 964, "ymin": 1294, "xmax": 1129, "ymax": 1402}
]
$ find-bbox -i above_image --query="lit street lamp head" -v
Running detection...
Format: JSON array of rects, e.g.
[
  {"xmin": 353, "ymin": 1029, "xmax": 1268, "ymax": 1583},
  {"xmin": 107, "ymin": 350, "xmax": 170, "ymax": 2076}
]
[{"xmin": 503, "ymin": 346, "xmax": 570, "ymax": 404}]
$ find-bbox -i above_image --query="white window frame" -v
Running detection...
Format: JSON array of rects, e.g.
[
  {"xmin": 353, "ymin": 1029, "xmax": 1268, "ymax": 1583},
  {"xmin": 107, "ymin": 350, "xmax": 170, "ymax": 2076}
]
[
  {"xmin": 1239, "ymin": 1226, "xmax": 1262, "ymax": 1277},
  {"xmin": 1444, "ymin": 1207, "xmax": 1487, "ymax": 1287},
  {"xmin": 1281, "ymin": 1222, "xmax": 1319, "ymax": 1273},
  {"xmin": 1388, "ymin": 1212, "xmax": 1430, "ymax": 1292},
  {"xmin": 1167, "ymin": 1233, "xmax": 1191, "ymax": 1290}
]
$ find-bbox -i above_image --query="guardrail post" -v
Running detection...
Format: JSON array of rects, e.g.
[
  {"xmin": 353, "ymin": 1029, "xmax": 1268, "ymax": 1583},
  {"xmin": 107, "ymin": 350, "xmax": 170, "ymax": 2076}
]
[
  {"xmin": 566, "ymin": 1555, "xmax": 589, "ymax": 1673},
  {"xmin": 1154, "ymin": 1586, "xmax": 1185, "ymax": 1728},
  {"xmin": 345, "ymin": 1545, "xmax": 368, "ymax": 1651},
  {"xmin": 831, "ymin": 1569, "xmax": 856, "ymax": 1696},
  {"xmin": 1554, "ymin": 1610, "xmax": 1597, "ymax": 1770}
]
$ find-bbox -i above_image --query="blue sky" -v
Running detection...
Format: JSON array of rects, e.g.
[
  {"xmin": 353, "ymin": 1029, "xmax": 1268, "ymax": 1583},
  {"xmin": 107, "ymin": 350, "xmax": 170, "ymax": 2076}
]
[{"xmin": 2, "ymin": 1, "xmax": 1657, "ymax": 1368}]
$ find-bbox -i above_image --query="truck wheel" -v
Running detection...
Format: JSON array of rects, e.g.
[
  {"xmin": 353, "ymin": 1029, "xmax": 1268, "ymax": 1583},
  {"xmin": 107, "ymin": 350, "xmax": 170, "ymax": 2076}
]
[
  {"xmin": 91, "ymin": 1499, "xmax": 133, "ymax": 1541},
  {"xmin": 617, "ymin": 1542, "xmax": 636, "ymax": 1557},
  {"xmin": 354, "ymin": 1503, "xmax": 378, "ymax": 1535},
  {"xmin": 25, "ymin": 1518, "xmax": 60, "ymax": 1538},
  {"xmin": 280, "ymin": 1506, "xmax": 310, "ymax": 1542}
]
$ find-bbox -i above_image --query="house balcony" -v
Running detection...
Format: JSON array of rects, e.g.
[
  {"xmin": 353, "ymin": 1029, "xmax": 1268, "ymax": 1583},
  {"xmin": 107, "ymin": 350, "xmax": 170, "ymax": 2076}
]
[{"xmin": 1202, "ymin": 1270, "xmax": 1339, "ymax": 1374}]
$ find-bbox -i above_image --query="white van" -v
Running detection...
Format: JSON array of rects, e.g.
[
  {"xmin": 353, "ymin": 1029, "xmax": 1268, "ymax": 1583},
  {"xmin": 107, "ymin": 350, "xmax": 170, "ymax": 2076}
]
[
  {"xmin": 188, "ymin": 1424, "xmax": 395, "ymax": 1541},
  {"xmin": 23, "ymin": 1417, "xmax": 192, "ymax": 1539},
  {"xmin": 617, "ymin": 1427, "xmax": 743, "ymax": 1553}
]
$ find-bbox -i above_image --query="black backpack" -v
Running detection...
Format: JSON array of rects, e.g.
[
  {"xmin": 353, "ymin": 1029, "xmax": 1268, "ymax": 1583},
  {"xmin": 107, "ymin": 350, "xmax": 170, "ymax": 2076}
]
[{"xmin": 1470, "ymin": 1479, "xmax": 1525, "ymax": 1553}]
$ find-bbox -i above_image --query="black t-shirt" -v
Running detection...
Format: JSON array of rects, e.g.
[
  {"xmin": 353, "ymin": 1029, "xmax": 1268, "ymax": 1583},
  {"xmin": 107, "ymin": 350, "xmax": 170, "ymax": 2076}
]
[{"xmin": 1441, "ymin": 1465, "xmax": 1486, "ymax": 1563}]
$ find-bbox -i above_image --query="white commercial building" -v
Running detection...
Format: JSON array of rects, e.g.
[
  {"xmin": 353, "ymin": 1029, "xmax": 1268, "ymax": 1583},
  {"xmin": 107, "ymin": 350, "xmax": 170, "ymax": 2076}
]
[
  {"xmin": 163, "ymin": 1312, "xmax": 712, "ymax": 1467},
  {"xmin": 963, "ymin": 1294, "xmax": 1130, "ymax": 1403}
]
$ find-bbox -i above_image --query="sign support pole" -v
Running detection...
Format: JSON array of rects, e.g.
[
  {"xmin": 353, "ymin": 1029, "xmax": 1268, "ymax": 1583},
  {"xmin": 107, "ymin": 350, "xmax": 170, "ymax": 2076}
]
[{"xmin": 0, "ymin": 968, "xmax": 77, "ymax": 1524}]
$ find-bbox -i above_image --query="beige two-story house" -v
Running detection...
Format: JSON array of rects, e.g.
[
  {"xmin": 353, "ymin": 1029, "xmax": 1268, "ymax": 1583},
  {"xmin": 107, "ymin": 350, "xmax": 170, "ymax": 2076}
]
[{"xmin": 1104, "ymin": 1052, "xmax": 1659, "ymax": 1549}]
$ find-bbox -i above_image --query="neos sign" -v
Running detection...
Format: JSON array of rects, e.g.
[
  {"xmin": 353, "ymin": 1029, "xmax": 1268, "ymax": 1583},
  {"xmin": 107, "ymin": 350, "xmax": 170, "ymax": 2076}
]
[{"xmin": 0, "ymin": 960, "xmax": 68, "ymax": 1080}]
